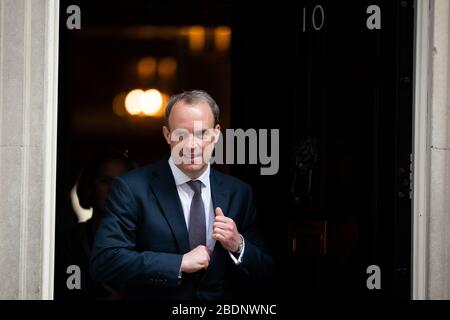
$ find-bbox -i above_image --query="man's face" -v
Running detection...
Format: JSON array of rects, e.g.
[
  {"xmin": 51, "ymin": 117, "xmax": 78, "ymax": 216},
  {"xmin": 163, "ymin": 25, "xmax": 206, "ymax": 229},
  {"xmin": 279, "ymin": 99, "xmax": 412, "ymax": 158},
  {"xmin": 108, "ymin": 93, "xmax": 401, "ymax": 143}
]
[{"xmin": 163, "ymin": 100, "xmax": 220, "ymax": 178}]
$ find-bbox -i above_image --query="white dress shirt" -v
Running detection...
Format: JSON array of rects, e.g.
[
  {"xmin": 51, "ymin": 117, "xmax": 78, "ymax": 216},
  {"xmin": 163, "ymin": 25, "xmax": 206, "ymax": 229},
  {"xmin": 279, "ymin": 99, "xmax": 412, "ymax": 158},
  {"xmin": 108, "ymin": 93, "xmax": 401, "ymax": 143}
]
[{"xmin": 168, "ymin": 157, "xmax": 244, "ymax": 265}]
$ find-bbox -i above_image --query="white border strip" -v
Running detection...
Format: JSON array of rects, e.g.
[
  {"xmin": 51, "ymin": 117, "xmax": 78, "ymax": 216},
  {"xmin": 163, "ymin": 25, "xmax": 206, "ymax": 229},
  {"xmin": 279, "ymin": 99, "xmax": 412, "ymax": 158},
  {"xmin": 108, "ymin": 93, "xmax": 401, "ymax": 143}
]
[
  {"xmin": 412, "ymin": 0, "xmax": 431, "ymax": 300},
  {"xmin": 42, "ymin": 0, "xmax": 59, "ymax": 300}
]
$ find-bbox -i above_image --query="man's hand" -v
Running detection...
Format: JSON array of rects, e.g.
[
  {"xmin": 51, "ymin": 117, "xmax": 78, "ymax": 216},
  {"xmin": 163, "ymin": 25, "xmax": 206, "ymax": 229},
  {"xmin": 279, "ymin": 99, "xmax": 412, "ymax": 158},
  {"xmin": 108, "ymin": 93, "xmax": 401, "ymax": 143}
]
[
  {"xmin": 180, "ymin": 245, "xmax": 211, "ymax": 273},
  {"xmin": 212, "ymin": 207, "xmax": 242, "ymax": 252}
]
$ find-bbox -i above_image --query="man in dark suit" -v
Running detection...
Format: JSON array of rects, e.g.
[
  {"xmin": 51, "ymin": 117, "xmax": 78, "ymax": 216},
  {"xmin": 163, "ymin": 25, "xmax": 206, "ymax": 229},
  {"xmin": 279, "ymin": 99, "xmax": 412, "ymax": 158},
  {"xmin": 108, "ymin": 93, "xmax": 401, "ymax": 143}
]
[{"xmin": 90, "ymin": 90, "xmax": 273, "ymax": 299}]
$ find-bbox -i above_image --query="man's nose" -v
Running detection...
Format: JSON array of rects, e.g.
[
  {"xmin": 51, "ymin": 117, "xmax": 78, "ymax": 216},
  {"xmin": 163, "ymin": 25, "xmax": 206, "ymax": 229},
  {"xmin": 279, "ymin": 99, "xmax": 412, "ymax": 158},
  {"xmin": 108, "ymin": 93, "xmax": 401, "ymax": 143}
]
[{"xmin": 185, "ymin": 134, "xmax": 201, "ymax": 149}]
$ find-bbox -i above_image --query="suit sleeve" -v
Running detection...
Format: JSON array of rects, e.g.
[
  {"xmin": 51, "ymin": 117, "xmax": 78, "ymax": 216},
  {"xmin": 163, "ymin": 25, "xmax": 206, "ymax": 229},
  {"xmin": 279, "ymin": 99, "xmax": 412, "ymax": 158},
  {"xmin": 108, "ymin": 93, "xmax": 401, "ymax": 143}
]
[
  {"xmin": 236, "ymin": 184, "xmax": 274, "ymax": 279},
  {"xmin": 90, "ymin": 177, "xmax": 182, "ymax": 288}
]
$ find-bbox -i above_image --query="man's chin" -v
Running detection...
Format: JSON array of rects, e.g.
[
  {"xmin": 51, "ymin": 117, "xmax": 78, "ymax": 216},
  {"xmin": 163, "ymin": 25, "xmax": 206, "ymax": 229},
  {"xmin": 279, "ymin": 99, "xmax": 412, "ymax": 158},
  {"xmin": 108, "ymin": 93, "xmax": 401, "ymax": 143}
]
[{"xmin": 179, "ymin": 162, "xmax": 207, "ymax": 175}]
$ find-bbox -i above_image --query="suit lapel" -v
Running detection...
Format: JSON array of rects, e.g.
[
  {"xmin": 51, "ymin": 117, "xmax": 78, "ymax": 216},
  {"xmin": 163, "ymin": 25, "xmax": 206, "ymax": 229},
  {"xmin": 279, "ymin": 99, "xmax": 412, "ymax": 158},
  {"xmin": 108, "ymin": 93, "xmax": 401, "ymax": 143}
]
[
  {"xmin": 200, "ymin": 168, "xmax": 231, "ymax": 281},
  {"xmin": 149, "ymin": 158, "xmax": 190, "ymax": 254},
  {"xmin": 210, "ymin": 168, "xmax": 229, "ymax": 218},
  {"xmin": 148, "ymin": 160, "xmax": 233, "ymax": 261}
]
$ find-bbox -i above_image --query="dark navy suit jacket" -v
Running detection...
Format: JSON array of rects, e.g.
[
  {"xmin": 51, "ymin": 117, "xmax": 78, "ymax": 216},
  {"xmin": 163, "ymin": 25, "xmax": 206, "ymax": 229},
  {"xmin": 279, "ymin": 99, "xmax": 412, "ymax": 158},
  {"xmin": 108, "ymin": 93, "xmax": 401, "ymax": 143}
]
[{"xmin": 90, "ymin": 156, "xmax": 273, "ymax": 299}]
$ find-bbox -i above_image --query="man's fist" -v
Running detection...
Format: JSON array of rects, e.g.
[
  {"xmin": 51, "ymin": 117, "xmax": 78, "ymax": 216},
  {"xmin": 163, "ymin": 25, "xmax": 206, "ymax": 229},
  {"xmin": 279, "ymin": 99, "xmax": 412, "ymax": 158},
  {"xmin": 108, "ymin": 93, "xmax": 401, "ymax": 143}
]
[
  {"xmin": 212, "ymin": 207, "xmax": 242, "ymax": 252},
  {"xmin": 180, "ymin": 245, "xmax": 211, "ymax": 273}
]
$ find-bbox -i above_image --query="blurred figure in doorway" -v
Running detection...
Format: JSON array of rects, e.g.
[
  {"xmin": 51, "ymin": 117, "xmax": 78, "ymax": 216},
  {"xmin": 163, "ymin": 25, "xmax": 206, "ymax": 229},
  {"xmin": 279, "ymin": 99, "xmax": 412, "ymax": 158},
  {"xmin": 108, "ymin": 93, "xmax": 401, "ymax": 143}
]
[{"xmin": 55, "ymin": 148, "xmax": 136, "ymax": 300}]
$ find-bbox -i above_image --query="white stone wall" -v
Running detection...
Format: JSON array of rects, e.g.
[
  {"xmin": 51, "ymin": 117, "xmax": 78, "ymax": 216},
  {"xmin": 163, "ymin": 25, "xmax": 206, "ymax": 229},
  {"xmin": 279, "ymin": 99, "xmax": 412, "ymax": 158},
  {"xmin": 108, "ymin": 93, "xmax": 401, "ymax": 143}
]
[
  {"xmin": 427, "ymin": 0, "xmax": 450, "ymax": 300},
  {"xmin": 0, "ymin": 0, "xmax": 58, "ymax": 299}
]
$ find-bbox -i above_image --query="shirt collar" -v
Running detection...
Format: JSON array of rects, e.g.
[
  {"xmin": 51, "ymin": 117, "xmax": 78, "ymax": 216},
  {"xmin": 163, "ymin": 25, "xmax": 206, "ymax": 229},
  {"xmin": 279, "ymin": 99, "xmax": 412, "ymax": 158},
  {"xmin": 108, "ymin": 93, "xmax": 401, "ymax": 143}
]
[{"xmin": 168, "ymin": 156, "xmax": 210, "ymax": 187}]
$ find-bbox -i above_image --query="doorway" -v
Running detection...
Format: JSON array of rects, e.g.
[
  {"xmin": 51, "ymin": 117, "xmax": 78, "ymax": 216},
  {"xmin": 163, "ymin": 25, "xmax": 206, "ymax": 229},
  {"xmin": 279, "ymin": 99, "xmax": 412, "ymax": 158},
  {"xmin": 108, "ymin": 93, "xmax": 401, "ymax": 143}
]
[
  {"xmin": 53, "ymin": 0, "xmax": 232, "ymax": 299},
  {"xmin": 231, "ymin": 0, "xmax": 415, "ymax": 299}
]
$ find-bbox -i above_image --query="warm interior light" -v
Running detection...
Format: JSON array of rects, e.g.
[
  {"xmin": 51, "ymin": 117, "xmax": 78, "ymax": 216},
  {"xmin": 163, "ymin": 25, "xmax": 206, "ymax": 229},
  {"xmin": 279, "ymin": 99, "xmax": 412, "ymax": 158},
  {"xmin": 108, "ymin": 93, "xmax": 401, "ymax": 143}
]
[
  {"xmin": 188, "ymin": 26, "xmax": 206, "ymax": 53},
  {"xmin": 141, "ymin": 89, "xmax": 163, "ymax": 116},
  {"xmin": 112, "ymin": 92, "xmax": 128, "ymax": 117},
  {"xmin": 158, "ymin": 57, "xmax": 177, "ymax": 79},
  {"xmin": 214, "ymin": 26, "xmax": 231, "ymax": 52},
  {"xmin": 125, "ymin": 89, "xmax": 144, "ymax": 115},
  {"xmin": 160, "ymin": 92, "xmax": 170, "ymax": 117},
  {"xmin": 137, "ymin": 56, "xmax": 157, "ymax": 79}
]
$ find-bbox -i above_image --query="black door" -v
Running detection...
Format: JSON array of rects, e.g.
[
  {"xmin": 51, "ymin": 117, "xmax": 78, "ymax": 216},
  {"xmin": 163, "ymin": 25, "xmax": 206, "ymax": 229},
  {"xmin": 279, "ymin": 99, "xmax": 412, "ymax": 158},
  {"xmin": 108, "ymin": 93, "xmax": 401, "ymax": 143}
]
[{"xmin": 231, "ymin": 0, "xmax": 414, "ymax": 299}]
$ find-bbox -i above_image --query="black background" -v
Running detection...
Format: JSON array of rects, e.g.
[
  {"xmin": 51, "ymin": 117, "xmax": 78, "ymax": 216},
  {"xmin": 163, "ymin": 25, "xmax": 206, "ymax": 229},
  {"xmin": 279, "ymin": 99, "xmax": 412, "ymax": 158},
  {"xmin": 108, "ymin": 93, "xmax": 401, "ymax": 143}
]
[{"xmin": 231, "ymin": 0, "xmax": 413, "ymax": 300}]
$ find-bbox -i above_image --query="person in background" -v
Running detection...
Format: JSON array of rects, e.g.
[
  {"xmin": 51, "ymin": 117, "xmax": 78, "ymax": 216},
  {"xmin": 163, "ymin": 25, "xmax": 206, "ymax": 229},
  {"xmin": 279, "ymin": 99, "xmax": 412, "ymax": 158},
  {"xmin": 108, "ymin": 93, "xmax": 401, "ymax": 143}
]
[{"xmin": 55, "ymin": 148, "xmax": 136, "ymax": 300}]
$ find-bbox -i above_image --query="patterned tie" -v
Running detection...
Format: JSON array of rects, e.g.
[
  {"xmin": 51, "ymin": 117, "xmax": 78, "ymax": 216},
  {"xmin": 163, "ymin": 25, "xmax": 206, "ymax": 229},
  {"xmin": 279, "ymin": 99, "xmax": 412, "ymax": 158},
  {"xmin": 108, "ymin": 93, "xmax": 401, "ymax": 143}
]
[{"xmin": 187, "ymin": 180, "xmax": 206, "ymax": 249}]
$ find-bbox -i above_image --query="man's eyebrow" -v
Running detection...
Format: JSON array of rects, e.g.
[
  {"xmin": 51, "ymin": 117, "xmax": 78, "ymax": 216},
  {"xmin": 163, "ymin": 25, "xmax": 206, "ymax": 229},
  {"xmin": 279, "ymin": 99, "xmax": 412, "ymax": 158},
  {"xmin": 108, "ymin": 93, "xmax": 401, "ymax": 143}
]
[{"xmin": 195, "ymin": 129, "xmax": 212, "ymax": 133}]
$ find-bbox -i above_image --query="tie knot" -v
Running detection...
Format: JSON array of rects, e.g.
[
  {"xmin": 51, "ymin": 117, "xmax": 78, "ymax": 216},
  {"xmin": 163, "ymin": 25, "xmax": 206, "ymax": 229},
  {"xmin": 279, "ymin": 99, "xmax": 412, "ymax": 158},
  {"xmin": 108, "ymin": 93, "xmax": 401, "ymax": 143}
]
[{"xmin": 187, "ymin": 180, "xmax": 202, "ymax": 194}]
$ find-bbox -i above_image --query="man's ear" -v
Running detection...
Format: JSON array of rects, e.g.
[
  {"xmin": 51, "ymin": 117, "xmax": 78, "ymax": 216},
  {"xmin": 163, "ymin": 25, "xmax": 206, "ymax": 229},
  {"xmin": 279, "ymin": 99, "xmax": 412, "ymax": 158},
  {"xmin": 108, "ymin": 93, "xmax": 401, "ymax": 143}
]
[
  {"xmin": 213, "ymin": 124, "xmax": 221, "ymax": 143},
  {"xmin": 162, "ymin": 126, "xmax": 171, "ymax": 145}
]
